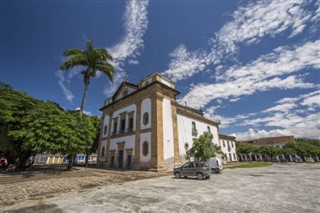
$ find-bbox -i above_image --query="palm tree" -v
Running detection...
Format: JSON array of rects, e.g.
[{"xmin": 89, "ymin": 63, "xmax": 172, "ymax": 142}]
[{"xmin": 60, "ymin": 40, "xmax": 115, "ymax": 117}]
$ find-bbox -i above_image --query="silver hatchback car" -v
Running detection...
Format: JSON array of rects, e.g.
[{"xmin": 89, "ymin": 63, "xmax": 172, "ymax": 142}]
[{"xmin": 173, "ymin": 161, "xmax": 211, "ymax": 180}]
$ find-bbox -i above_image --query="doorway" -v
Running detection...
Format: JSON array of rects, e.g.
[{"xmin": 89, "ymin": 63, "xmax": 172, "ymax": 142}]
[
  {"xmin": 110, "ymin": 156, "xmax": 115, "ymax": 168},
  {"xmin": 118, "ymin": 150, "xmax": 124, "ymax": 169},
  {"xmin": 127, "ymin": 155, "xmax": 132, "ymax": 169}
]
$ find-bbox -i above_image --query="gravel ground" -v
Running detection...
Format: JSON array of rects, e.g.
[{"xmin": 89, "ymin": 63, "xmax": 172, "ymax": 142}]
[
  {"xmin": 0, "ymin": 168, "xmax": 165, "ymax": 207},
  {"xmin": 2, "ymin": 163, "xmax": 320, "ymax": 213}
]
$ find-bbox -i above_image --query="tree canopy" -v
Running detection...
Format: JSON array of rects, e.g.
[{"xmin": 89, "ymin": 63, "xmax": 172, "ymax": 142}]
[
  {"xmin": 236, "ymin": 138, "xmax": 320, "ymax": 161},
  {"xmin": 186, "ymin": 132, "xmax": 221, "ymax": 161},
  {"xmin": 60, "ymin": 40, "xmax": 115, "ymax": 117},
  {"xmin": 0, "ymin": 83, "xmax": 97, "ymax": 169}
]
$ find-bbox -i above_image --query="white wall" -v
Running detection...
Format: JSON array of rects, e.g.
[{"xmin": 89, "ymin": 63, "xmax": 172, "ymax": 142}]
[
  {"xmin": 110, "ymin": 135, "xmax": 136, "ymax": 151},
  {"xmin": 220, "ymin": 139, "xmax": 237, "ymax": 162},
  {"xmin": 177, "ymin": 114, "xmax": 220, "ymax": 156},
  {"xmin": 141, "ymin": 77, "xmax": 153, "ymax": 88},
  {"xmin": 161, "ymin": 79, "xmax": 171, "ymax": 87},
  {"xmin": 111, "ymin": 104, "xmax": 137, "ymax": 132},
  {"xmin": 162, "ymin": 98, "xmax": 174, "ymax": 160},
  {"xmin": 102, "ymin": 115, "xmax": 110, "ymax": 137},
  {"xmin": 140, "ymin": 132, "xmax": 151, "ymax": 162},
  {"xmin": 114, "ymin": 86, "xmax": 136, "ymax": 101},
  {"xmin": 141, "ymin": 98, "xmax": 151, "ymax": 130}
]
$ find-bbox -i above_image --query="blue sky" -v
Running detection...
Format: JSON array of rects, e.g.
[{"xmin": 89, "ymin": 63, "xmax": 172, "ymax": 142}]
[{"xmin": 1, "ymin": 0, "xmax": 319, "ymax": 140}]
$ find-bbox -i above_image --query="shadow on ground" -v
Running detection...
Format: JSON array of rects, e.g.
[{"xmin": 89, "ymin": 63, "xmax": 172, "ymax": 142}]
[{"xmin": 4, "ymin": 204, "xmax": 63, "ymax": 213}]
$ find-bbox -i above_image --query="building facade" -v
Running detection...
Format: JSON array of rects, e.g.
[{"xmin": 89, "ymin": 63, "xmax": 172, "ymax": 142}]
[
  {"xmin": 219, "ymin": 134, "xmax": 238, "ymax": 163},
  {"xmin": 98, "ymin": 73, "xmax": 236, "ymax": 171}
]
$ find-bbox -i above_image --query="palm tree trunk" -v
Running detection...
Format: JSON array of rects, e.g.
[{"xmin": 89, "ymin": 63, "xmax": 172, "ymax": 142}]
[{"xmin": 80, "ymin": 77, "xmax": 89, "ymax": 118}]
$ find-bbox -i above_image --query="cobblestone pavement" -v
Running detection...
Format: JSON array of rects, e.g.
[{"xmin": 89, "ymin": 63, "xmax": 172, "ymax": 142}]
[{"xmin": 2, "ymin": 163, "xmax": 320, "ymax": 213}]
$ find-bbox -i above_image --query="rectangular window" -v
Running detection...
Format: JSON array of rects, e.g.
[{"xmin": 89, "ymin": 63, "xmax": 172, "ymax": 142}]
[
  {"xmin": 128, "ymin": 118, "xmax": 134, "ymax": 132},
  {"xmin": 113, "ymin": 121, "xmax": 118, "ymax": 135},
  {"xmin": 120, "ymin": 119, "xmax": 126, "ymax": 133},
  {"xmin": 223, "ymin": 140, "xmax": 225, "ymax": 147},
  {"xmin": 207, "ymin": 126, "xmax": 211, "ymax": 134},
  {"xmin": 103, "ymin": 125, "xmax": 108, "ymax": 135}
]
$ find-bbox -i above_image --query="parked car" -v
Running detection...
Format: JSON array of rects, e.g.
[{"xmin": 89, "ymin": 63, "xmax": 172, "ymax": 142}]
[
  {"xmin": 207, "ymin": 157, "xmax": 223, "ymax": 173},
  {"xmin": 173, "ymin": 161, "xmax": 211, "ymax": 180},
  {"xmin": 0, "ymin": 157, "xmax": 8, "ymax": 167},
  {"xmin": 306, "ymin": 157, "xmax": 315, "ymax": 163}
]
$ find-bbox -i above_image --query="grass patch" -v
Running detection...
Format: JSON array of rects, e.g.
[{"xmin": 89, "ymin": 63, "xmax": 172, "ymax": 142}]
[{"xmin": 225, "ymin": 162, "xmax": 272, "ymax": 169}]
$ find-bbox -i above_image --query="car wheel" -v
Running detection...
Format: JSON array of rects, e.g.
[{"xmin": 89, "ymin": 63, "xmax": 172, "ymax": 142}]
[
  {"xmin": 175, "ymin": 172, "xmax": 181, "ymax": 179},
  {"xmin": 197, "ymin": 173, "xmax": 203, "ymax": 180}
]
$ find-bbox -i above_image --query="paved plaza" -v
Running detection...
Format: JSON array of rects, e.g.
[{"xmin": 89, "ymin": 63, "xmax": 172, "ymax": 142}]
[{"xmin": 3, "ymin": 163, "xmax": 320, "ymax": 213}]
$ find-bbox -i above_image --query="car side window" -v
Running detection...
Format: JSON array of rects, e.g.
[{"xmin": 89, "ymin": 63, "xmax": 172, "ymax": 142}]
[
  {"xmin": 189, "ymin": 162, "xmax": 194, "ymax": 168},
  {"xmin": 183, "ymin": 163, "xmax": 189, "ymax": 168}
]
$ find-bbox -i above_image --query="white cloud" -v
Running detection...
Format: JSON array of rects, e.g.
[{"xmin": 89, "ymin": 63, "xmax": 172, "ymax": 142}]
[
  {"xmin": 55, "ymin": 71, "xmax": 74, "ymax": 103},
  {"xmin": 104, "ymin": 71, "xmax": 127, "ymax": 97},
  {"xmin": 164, "ymin": 44, "xmax": 219, "ymax": 81},
  {"xmin": 223, "ymin": 40, "xmax": 320, "ymax": 81},
  {"xmin": 204, "ymin": 90, "xmax": 320, "ymax": 140},
  {"xmin": 263, "ymin": 103, "xmax": 296, "ymax": 113},
  {"xmin": 104, "ymin": 0, "xmax": 149, "ymax": 97},
  {"xmin": 180, "ymin": 74, "xmax": 313, "ymax": 109},
  {"xmin": 179, "ymin": 40, "xmax": 319, "ymax": 109},
  {"xmin": 164, "ymin": 0, "xmax": 317, "ymax": 81},
  {"xmin": 107, "ymin": 0, "xmax": 149, "ymax": 67},
  {"xmin": 75, "ymin": 107, "xmax": 92, "ymax": 116},
  {"xmin": 216, "ymin": 0, "xmax": 311, "ymax": 52},
  {"xmin": 232, "ymin": 90, "xmax": 320, "ymax": 140},
  {"xmin": 232, "ymin": 128, "xmax": 293, "ymax": 141},
  {"xmin": 311, "ymin": 0, "xmax": 320, "ymax": 22},
  {"xmin": 301, "ymin": 94, "xmax": 320, "ymax": 107}
]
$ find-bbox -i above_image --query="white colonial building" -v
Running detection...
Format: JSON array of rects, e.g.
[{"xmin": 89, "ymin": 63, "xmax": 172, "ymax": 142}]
[
  {"xmin": 219, "ymin": 134, "xmax": 238, "ymax": 163},
  {"xmin": 98, "ymin": 73, "xmax": 237, "ymax": 171}
]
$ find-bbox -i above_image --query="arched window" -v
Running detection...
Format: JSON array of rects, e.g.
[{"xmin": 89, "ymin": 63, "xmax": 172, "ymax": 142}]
[
  {"xmin": 103, "ymin": 125, "xmax": 108, "ymax": 135},
  {"xmin": 101, "ymin": 146, "xmax": 105, "ymax": 157},
  {"xmin": 142, "ymin": 141, "xmax": 149, "ymax": 156},
  {"xmin": 143, "ymin": 112, "xmax": 149, "ymax": 125}
]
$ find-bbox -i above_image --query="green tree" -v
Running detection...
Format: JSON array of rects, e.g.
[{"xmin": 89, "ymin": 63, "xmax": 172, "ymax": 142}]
[
  {"xmin": 0, "ymin": 83, "xmax": 96, "ymax": 170},
  {"xmin": 236, "ymin": 142, "xmax": 257, "ymax": 155},
  {"xmin": 186, "ymin": 132, "xmax": 221, "ymax": 161},
  {"xmin": 281, "ymin": 148, "xmax": 295, "ymax": 160},
  {"xmin": 60, "ymin": 40, "xmax": 115, "ymax": 117},
  {"xmin": 284, "ymin": 140, "xmax": 320, "ymax": 161},
  {"xmin": 256, "ymin": 146, "xmax": 281, "ymax": 161},
  {"xmin": 0, "ymin": 83, "xmax": 39, "ymax": 167}
]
